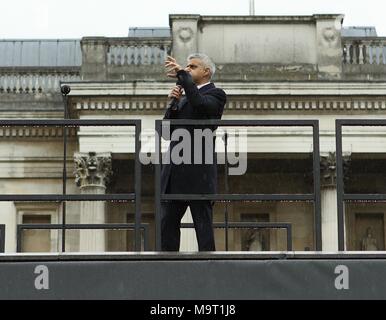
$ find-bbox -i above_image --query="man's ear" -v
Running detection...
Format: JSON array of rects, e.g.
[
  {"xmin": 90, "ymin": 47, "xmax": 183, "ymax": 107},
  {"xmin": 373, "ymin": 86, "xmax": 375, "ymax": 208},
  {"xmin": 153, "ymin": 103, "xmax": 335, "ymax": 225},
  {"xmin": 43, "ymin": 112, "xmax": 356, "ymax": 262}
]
[{"xmin": 205, "ymin": 68, "xmax": 211, "ymax": 78}]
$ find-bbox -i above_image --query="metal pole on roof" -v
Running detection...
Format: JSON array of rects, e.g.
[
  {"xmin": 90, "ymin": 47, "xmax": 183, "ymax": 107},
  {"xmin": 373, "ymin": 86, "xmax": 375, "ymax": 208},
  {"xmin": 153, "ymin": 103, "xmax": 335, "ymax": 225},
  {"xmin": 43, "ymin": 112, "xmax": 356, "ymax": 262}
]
[{"xmin": 249, "ymin": 0, "xmax": 255, "ymax": 15}]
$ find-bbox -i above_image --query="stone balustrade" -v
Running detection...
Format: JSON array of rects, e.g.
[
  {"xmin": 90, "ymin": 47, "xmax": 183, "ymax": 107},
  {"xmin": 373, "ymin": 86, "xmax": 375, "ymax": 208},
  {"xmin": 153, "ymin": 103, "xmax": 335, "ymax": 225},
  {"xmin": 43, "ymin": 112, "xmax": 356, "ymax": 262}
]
[
  {"xmin": 342, "ymin": 37, "xmax": 386, "ymax": 65},
  {"xmin": 0, "ymin": 71, "xmax": 80, "ymax": 93},
  {"xmin": 107, "ymin": 38, "xmax": 172, "ymax": 66},
  {"xmin": 5, "ymin": 35, "xmax": 386, "ymax": 85}
]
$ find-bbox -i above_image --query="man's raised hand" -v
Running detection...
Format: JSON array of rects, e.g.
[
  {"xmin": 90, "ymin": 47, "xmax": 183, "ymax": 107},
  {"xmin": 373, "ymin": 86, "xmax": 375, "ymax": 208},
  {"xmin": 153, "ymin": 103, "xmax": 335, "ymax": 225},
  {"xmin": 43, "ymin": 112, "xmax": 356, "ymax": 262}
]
[{"xmin": 165, "ymin": 55, "xmax": 183, "ymax": 78}]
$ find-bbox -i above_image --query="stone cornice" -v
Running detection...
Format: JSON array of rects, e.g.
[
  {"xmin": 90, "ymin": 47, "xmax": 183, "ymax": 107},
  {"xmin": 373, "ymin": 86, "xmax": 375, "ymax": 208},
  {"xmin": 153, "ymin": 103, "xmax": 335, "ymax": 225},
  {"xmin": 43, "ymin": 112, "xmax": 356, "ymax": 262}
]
[
  {"xmin": 170, "ymin": 14, "xmax": 343, "ymax": 24},
  {"xmin": 63, "ymin": 81, "xmax": 386, "ymax": 96}
]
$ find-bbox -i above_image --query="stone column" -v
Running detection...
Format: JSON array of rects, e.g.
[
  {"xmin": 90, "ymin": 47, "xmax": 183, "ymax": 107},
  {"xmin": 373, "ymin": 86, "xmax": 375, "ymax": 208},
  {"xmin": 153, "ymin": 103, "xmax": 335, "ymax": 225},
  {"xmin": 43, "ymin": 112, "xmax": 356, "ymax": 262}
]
[
  {"xmin": 320, "ymin": 152, "xmax": 338, "ymax": 251},
  {"xmin": 180, "ymin": 208, "xmax": 198, "ymax": 252},
  {"xmin": 169, "ymin": 14, "xmax": 200, "ymax": 65},
  {"xmin": 74, "ymin": 152, "xmax": 112, "ymax": 252},
  {"xmin": 320, "ymin": 152, "xmax": 350, "ymax": 251}
]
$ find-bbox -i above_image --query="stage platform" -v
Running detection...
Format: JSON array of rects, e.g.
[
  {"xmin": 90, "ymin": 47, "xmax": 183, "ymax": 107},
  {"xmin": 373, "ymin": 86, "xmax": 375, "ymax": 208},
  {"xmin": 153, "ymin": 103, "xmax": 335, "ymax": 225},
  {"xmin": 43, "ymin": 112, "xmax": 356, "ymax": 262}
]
[{"xmin": 0, "ymin": 251, "xmax": 385, "ymax": 299}]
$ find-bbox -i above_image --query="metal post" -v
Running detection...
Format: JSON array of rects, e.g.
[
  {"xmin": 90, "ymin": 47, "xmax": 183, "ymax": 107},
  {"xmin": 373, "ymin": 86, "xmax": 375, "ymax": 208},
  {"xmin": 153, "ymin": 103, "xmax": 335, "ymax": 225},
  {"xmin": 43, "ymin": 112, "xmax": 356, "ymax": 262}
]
[
  {"xmin": 313, "ymin": 121, "xmax": 322, "ymax": 251},
  {"xmin": 134, "ymin": 120, "xmax": 142, "ymax": 251},
  {"xmin": 155, "ymin": 120, "xmax": 162, "ymax": 251},
  {"xmin": 0, "ymin": 224, "xmax": 5, "ymax": 253},
  {"xmin": 335, "ymin": 120, "xmax": 345, "ymax": 251},
  {"xmin": 60, "ymin": 85, "xmax": 71, "ymax": 252},
  {"xmin": 223, "ymin": 132, "xmax": 229, "ymax": 251},
  {"xmin": 286, "ymin": 224, "xmax": 293, "ymax": 251},
  {"xmin": 16, "ymin": 225, "xmax": 22, "ymax": 252}
]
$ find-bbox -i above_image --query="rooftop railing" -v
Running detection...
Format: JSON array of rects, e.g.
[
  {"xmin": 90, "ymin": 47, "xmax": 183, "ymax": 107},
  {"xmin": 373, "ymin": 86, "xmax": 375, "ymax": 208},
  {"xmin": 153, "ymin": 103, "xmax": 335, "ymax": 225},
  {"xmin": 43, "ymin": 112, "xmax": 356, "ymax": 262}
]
[
  {"xmin": 342, "ymin": 37, "xmax": 386, "ymax": 65},
  {"xmin": 107, "ymin": 37, "xmax": 172, "ymax": 66},
  {"xmin": 0, "ymin": 71, "xmax": 80, "ymax": 93}
]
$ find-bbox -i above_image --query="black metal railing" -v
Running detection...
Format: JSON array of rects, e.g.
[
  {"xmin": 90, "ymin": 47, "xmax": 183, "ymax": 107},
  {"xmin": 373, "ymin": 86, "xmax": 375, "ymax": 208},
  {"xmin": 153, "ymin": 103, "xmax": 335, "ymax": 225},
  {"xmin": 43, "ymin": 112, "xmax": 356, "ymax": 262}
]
[
  {"xmin": 181, "ymin": 222, "xmax": 293, "ymax": 251},
  {"xmin": 16, "ymin": 223, "xmax": 150, "ymax": 252},
  {"xmin": 155, "ymin": 119, "xmax": 321, "ymax": 251},
  {"xmin": 0, "ymin": 118, "xmax": 321, "ymax": 253},
  {"xmin": 335, "ymin": 119, "xmax": 386, "ymax": 251},
  {"xmin": 0, "ymin": 119, "xmax": 142, "ymax": 252}
]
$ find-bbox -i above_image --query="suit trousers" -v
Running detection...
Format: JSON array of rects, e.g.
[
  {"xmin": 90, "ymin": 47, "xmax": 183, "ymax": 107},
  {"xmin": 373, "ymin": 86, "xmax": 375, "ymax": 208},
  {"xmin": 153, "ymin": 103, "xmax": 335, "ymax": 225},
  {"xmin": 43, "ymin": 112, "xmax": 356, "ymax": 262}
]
[{"xmin": 161, "ymin": 199, "xmax": 216, "ymax": 251}]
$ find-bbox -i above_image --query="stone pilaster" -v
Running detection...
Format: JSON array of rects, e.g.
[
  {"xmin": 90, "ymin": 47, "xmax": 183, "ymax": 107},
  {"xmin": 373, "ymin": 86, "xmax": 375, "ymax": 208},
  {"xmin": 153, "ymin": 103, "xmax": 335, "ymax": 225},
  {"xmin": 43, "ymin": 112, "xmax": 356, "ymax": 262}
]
[
  {"xmin": 315, "ymin": 14, "xmax": 344, "ymax": 79},
  {"xmin": 80, "ymin": 37, "xmax": 108, "ymax": 81},
  {"xmin": 320, "ymin": 152, "xmax": 338, "ymax": 251},
  {"xmin": 74, "ymin": 152, "xmax": 112, "ymax": 252},
  {"xmin": 169, "ymin": 15, "xmax": 200, "ymax": 66}
]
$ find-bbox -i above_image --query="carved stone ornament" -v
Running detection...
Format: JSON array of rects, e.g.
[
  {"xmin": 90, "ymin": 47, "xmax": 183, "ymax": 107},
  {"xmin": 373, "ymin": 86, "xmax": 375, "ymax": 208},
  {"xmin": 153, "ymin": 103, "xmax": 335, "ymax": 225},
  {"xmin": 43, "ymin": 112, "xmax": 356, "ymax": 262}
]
[
  {"xmin": 177, "ymin": 27, "xmax": 194, "ymax": 43},
  {"xmin": 320, "ymin": 152, "xmax": 351, "ymax": 188},
  {"xmin": 320, "ymin": 152, "xmax": 337, "ymax": 187},
  {"xmin": 74, "ymin": 152, "xmax": 112, "ymax": 188},
  {"xmin": 322, "ymin": 27, "xmax": 338, "ymax": 46}
]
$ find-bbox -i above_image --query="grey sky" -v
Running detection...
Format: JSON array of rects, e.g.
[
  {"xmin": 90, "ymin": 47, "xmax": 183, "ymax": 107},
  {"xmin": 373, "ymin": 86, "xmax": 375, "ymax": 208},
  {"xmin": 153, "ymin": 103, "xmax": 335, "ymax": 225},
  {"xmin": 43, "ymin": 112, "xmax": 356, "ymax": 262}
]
[{"xmin": 0, "ymin": 0, "xmax": 385, "ymax": 38}]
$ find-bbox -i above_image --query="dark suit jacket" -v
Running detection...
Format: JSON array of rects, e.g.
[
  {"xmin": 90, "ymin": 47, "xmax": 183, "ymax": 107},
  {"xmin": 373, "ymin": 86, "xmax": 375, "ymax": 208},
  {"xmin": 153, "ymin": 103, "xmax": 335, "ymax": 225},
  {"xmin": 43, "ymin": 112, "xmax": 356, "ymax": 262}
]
[{"xmin": 161, "ymin": 70, "xmax": 227, "ymax": 195}]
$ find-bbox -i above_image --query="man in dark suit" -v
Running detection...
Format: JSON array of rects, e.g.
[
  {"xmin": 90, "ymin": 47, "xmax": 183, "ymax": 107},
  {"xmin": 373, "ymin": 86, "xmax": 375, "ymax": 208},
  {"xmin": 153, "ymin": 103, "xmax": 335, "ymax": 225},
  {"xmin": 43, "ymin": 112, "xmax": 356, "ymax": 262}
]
[{"xmin": 161, "ymin": 53, "xmax": 226, "ymax": 251}]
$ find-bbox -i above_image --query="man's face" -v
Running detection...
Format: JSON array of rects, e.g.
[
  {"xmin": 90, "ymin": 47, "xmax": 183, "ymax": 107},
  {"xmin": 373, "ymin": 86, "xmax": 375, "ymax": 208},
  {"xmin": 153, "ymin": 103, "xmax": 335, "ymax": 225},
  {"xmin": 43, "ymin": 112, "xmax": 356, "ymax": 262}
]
[{"xmin": 184, "ymin": 58, "xmax": 210, "ymax": 85}]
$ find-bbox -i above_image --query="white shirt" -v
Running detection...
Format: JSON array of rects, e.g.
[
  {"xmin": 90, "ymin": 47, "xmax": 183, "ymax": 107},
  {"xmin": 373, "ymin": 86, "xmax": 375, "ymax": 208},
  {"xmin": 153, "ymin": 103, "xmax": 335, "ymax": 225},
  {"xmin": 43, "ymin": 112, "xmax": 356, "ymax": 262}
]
[{"xmin": 197, "ymin": 82, "xmax": 211, "ymax": 90}]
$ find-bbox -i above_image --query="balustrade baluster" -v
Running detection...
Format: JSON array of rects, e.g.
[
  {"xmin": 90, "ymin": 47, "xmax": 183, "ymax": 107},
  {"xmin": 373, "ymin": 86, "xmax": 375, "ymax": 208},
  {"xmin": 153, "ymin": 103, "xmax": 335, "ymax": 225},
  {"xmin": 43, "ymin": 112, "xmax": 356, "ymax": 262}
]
[
  {"xmin": 372, "ymin": 42, "xmax": 378, "ymax": 64},
  {"xmin": 106, "ymin": 39, "xmax": 171, "ymax": 65},
  {"xmin": 352, "ymin": 42, "xmax": 358, "ymax": 64},
  {"xmin": 358, "ymin": 44, "xmax": 364, "ymax": 64},
  {"xmin": 346, "ymin": 43, "xmax": 352, "ymax": 64}
]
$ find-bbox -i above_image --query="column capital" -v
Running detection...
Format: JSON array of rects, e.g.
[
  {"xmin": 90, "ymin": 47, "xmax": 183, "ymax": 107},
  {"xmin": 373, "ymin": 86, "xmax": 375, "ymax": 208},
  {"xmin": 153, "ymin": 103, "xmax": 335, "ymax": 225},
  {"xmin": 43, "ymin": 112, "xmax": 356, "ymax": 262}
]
[
  {"xmin": 320, "ymin": 152, "xmax": 336, "ymax": 188},
  {"xmin": 74, "ymin": 152, "xmax": 112, "ymax": 189},
  {"xmin": 320, "ymin": 152, "xmax": 351, "ymax": 188}
]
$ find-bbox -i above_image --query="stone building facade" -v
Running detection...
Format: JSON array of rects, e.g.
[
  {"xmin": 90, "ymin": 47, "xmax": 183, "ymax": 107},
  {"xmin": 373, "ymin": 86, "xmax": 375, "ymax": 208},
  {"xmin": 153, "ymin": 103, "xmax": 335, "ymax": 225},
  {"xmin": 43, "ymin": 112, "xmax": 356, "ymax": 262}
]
[{"xmin": 1, "ymin": 14, "xmax": 386, "ymax": 253}]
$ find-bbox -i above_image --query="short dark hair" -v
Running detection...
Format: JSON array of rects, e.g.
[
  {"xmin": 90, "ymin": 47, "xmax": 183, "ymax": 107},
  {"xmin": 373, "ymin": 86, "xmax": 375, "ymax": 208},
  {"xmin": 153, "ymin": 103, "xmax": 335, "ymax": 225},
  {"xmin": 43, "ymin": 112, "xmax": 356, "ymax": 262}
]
[{"xmin": 187, "ymin": 53, "xmax": 216, "ymax": 79}]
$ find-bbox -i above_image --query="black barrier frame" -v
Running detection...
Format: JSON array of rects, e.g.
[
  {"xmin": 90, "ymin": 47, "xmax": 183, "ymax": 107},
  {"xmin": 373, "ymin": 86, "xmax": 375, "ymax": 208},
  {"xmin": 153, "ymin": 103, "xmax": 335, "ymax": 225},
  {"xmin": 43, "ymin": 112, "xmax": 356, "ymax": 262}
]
[
  {"xmin": 181, "ymin": 222, "xmax": 293, "ymax": 251},
  {"xmin": 0, "ymin": 119, "xmax": 142, "ymax": 252},
  {"xmin": 335, "ymin": 119, "xmax": 386, "ymax": 251},
  {"xmin": 0, "ymin": 224, "xmax": 4, "ymax": 252},
  {"xmin": 155, "ymin": 119, "xmax": 321, "ymax": 251},
  {"xmin": 16, "ymin": 223, "xmax": 150, "ymax": 252}
]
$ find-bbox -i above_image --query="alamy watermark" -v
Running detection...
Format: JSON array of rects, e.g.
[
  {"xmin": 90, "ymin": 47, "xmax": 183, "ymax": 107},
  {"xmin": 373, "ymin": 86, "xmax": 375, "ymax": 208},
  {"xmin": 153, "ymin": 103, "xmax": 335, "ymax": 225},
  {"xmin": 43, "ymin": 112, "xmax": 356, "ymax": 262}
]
[{"xmin": 139, "ymin": 121, "xmax": 248, "ymax": 175}]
